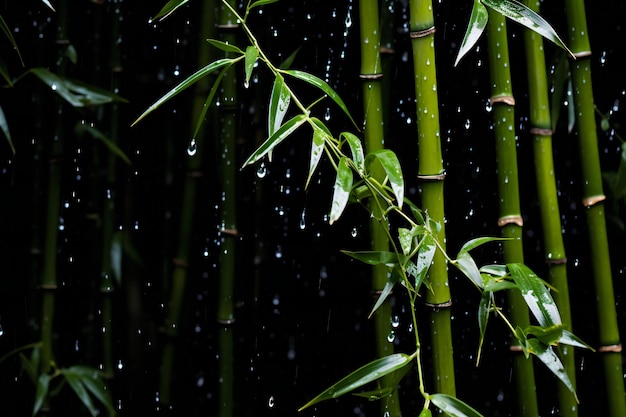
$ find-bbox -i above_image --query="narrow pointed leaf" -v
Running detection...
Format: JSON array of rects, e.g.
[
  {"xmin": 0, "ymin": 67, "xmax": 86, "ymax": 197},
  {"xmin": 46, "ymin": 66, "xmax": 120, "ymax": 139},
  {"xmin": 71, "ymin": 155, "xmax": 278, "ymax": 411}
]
[
  {"xmin": 152, "ymin": 0, "xmax": 188, "ymax": 21},
  {"xmin": 482, "ymin": 0, "xmax": 573, "ymax": 57},
  {"xmin": 398, "ymin": 228, "xmax": 413, "ymax": 256},
  {"xmin": 75, "ymin": 122, "xmax": 131, "ymax": 165},
  {"xmin": 244, "ymin": 46, "xmax": 259, "ymax": 86},
  {"xmin": 341, "ymin": 250, "xmax": 400, "ymax": 267},
  {"xmin": 455, "ymin": 0, "xmax": 488, "ymax": 66},
  {"xmin": 33, "ymin": 373, "xmax": 50, "ymax": 417},
  {"xmin": 249, "ymin": 0, "xmax": 280, "ymax": 9},
  {"xmin": 63, "ymin": 369, "xmax": 98, "ymax": 417},
  {"xmin": 559, "ymin": 329, "xmax": 595, "ymax": 350},
  {"xmin": 454, "ymin": 251, "xmax": 484, "ymax": 289},
  {"xmin": 132, "ymin": 58, "xmax": 236, "ymax": 126},
  {"xmin": 365, "ymin": 149, "xmax": 404, "ymax": 208},
  {"xmin": 526, "ymin": 339, "xmax": 578, "ymax": 401},
  {"xmin": 191, "ymin": 64, "xmax": 233, "ymax": 141},
  {"xmin": 298, "ymin": 353, "xmax": 412, "ymax": 411},
  {"xmin": 525, "ymin": 324, "xmax": 564, "ymax": 346},
  {"xmin": 307, "ymin": 127, "xmax": 326, "ymax": 188},
  {"xmin": 413, "ymin": 235, "xmax": 436, "ymax": 289},
  {"xmin": 279, "ymin": 47, "xmax": 301, "ymax": 70},
  {"xmin": 0, "ymin": 15, "xmax": 23, "ymax": 66},
  {"xmin": 419, "ymin": 409, "xmax": 433, "ymax": 417},
  {"xmin": 342, "ymin": 132, "xmax": 365, "ymax": 173},
  {"xmin": 67, "ymin": 366, "xmax": 116, "ymax": 417},
  {"xmin": 458, "ymin": 236, "xmax": 504, "ymax": 253},
  {"xmin": 508, "ymin": 263, "xmax": 561, "ymax": 327},
  {"xmin": 476, "ymin": 291, "xmax": 491, "ymax": 364},
  {"xmin": 242, "ymin": 113, "xmax": 307, "ymax": 167},
  {"xmin": 0, "ymin": 105, "xmax": 14, "ymax": 154},
  {"xmin": 429, "ymin": 393, "xmax": 484, "ymax": 417},
  {"xmin": 268, "ymin": 74, "xmax": 291, "ymax": 136},
  {"xmin": 369, "ymin": 280, "xmax": 395, "ymax": 317},
  {"xmin": 41, "ymin": 0, "xmax": 55, "ymax": 12},
  {"xmin": 329, "ymin": 157, "xmax": 353, "ymax": 224},
  {"xmin": 206, "ymin": 39, "xmax": 244, "ymax": 55},
  {"xmin": 282, "ymin": 69, "xmax": 357, "ymax": 128}
]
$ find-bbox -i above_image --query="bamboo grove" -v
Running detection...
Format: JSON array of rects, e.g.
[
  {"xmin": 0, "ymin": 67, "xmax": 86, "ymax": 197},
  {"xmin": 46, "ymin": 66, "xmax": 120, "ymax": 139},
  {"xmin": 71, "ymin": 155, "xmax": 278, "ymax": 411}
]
[{"xmin": 0, "ymin": 0, "xmax": 624, "ymax": 416}]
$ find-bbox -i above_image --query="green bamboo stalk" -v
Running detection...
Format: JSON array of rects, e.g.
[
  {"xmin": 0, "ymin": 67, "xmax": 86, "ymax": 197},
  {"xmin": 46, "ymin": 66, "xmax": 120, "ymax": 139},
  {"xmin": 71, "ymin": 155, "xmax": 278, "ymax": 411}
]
[
  {"xmin": 521, "ymin": 1, "xmax": 577, "ymax": 414},
  {"xmin": 485, "ymin": 10, "xmax": 539, "ymax": 416},
  {"xmin": 564, "ymin": 1, "xmax": 626, "ymax": 414},
  {"xmin": 358, "ymin": 1, "xmax": 401, "ymax": 415},
  {"xmin": 216, "ymin": 1, "xmax": 237, "ymax": 416},
  {"xmin": 408, "ymin": 0, "xmax": 456, "ymax": 398},
  {"xmin": 158, "ymin": 0, "xmax": 216, "ymax": 407}
]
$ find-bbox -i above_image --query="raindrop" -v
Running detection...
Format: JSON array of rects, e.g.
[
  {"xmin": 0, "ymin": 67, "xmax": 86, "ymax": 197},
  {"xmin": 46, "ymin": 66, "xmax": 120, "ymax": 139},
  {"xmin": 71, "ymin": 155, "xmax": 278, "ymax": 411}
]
[
  {"xmin": 350, "ymin": 226, "xmax": 358, "ymax": 238},
  {"xmin": 387, "ymin": 330, "xmax": 396, "ymax": 342},
  {"xmin": 268, "ymin": 396, "xmax": 275, "ymax": 408},
  {"xmin": 187, "ymin": 139, "xmax": 197, "ymax": 156},
  {"xmin": 256, "ymin": 161, "xmax": 267, "ymax": 178},
  {"xmin": 117, "ymin": 359, "xmax": 124, "ymax": 370},
  {"xmin": 299, "ymin": 209, "xmax": 307, "ymax": 230}
]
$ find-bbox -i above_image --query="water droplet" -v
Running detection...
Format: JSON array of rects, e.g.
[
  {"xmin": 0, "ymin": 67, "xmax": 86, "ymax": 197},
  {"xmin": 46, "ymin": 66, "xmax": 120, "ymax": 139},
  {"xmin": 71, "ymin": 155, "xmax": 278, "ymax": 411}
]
[
  {"xmin": 187, "ymin": 139, "xmax": 197, "ymax": 156},
  {"xmin": 256, "ymin": 161, "xmax": 267, "ymax": 178},
  {"xmin": 268, "ymin": 396, "xmax": 275, "ymax": 408}
]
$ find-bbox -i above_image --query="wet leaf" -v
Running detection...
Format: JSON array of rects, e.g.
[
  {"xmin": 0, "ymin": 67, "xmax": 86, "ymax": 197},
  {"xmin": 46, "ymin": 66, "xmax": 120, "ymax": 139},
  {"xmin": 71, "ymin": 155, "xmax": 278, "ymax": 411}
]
[
  {"xmin": 524, "ymin": 324, "xmax": 564, "ymax": 346},
  {"xmin": 0, "ymin": 14, "xmax": 23, "ymax": 66},
  {"xmin": 248, "ymin": 0, "xmax": 280, "ymax": 9},
  {"xmin": 28, "ymin": 68, "xmax": 127, "ymax": 108},
  {"xmin": 152, "ymin": 0, "xmax": 189, "ymax": 21},
  {"xmin": 370, "ymin": 280, "xmax": 395, "ymax": 317},
  {"xmin": 282, "ymin": 69, "xmax": 357, "ymax": 128},
  {"xmin": 365, "ymin": 149, "xmax": 404, "ymax": 208},
  {"xmin": 508, "ymin": 263, "xmax": 561, "ymax": 327},
  {"xmin": 482, "ymin": 0, "xmax": 574, "ymax": 58},
  {"xmin": 342, "ymin": 250, "xmax": 403, "ymax": 267},
  {"xmin": 0, "ymin": 59, "xmax": 12, "ymax": 86},
  {"xmin": 33, "ymin": 373, "xmax": 50, "ymax": 417},
  {"xmin": 279, "ymin": 47, "xmax": 300, "ymax": 70},
  {"xmin": 132, "ymin": 58, "xmax": 238, "ymax": 126},
  {"xmin": 65, "ymin": 366, "xmax": 116, "ymax": 417},
  {"xmin": 41, "ymin": 0, "xmax": 55, "ymax": 12},
  {"xmin": 398, "ymin": 228, "xmax": 413, "ymax": 256},
  {"xmin": 458, "ymin": 236, "xmax": 504, "ymax": 253},
  {"xmin": 75, "ymin": 122, "xmax": 131, "ymax": 165},
  {"xmin": 63, "ymin": 368, "xmax": 98, "ymax": 417},
  {"xmin": 454, "ymin": 251, "xmax": 484, "ymax": 289},
  {"xmin": 243, "ymin": 113, "xmax": 307, "ymax": 167},
  {"xmin": 329, "ymin": 156, "xmax": 353, "ymax": 224},
  {"xmin": 268, "ymin": 74, "xmax": 291, "ymax": 137},
  {"xmin": 298, "ymin": 353, "xmax": 412, "ymax": 411},
  {"xmin": 0, "ymin": 104, "xmax": 14, "ymax": 154},
  {"xmin": 429, "ymin": 393, "xmax": 484, "ymax": 417},
  {"xmin": 559, "ymin": 329, "xmax": 594, "ymax": 350},
  {"xmin": 455, "ymin": 0, "xmax": 488, "ymax": 66},
  {"xmin": 476, "ymin": 291, "xmax": 491, "ymax": 364},
  {"xmin": 419, "ymin": 409, "xmax": 433, "ymax": 417},
  {"xmin": 413, "ymin": 234, "xmax": 436, "ymax": 290},
  {"xmin": 526, "ymin": 339, "xmax": 578, "ymax": 401},
  {"xmin": 307, "ymin": 127, "xmax": 326, "ymax": 188},
  {"xmin": 207, "ymin": 39, "xmax": 244, "ymax": 55},
  {"xmin": 192, "ymin": 64, "xmax": 233, "ymax": 141},
  {"xmin": 244, "ymin": 46, "xmax": 259, "ymax": 86},
  {"xmin": 341, "ymin": 132, "xmax": 365, "ymax": 174}
]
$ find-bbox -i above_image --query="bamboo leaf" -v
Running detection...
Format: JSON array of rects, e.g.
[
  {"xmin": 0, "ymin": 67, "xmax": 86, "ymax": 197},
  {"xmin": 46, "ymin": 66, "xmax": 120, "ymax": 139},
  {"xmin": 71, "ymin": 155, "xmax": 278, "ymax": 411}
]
[
  {"xmin": 268, "ymin": 74, "xmax": 291, "ymax": 137},
  {"xmin": 282, "ymin": 69, "xmax": 357, "ymax": 128},
  {"xmin": 207, "ymin": 39, "xmax": 244, "ymax": 55},
  {"xmin": 66, "ymin": 366, "xmax": 116, "ymax": 417},
  {"xmin": 244, "ymin": 46, "xmax": 258, "ymax": 86},
  {"xmin": 306, "ymin": 127, "xmax": 326, "ymax": 188},
  {"xmin": 559, "ymin": 329, "xmax": 595, "ymax": 350},
  {"xmin": 481, "ymin": 0, "xmax": 573, "ymax": 57},
  {"xmin": 353, "ymin": 363, "xmax": 411, "ymax": 400},
  {"xmin": 341, "ymin": 250, "xmax": 401, "ymax": 267},
  {"xmin": 152, "ymin": 0, "xmax": 189, "ymax": 21},
  {"xmin": 476, "ymin": 291, "xmax": 491, "ymax": 364},
  {"xmin": 298, "ymin": 353, "xmax": 412, "ymax": 411},
  {"xmin": 429, "ymin": 393, "xmax": 484, "ymax": 417},
  {"xmin": 28, "ymin": 68, "xmax": 128, "ymax": 108},
  {"xmin": 242, "ymin": 113, "xmax": 307, "ymax": 167},
  {"xmin": 455, "ymin": 0, "xmax": 489, "ymax": 66},
  {"xmin": 279, "ymin": 47, "xmax": 301, "ymax": 70},
  {"xmin": 398, "ymin": 228, "xmax": 412, "ymax": 256},
  {"xmin": 0, "ymin": 15, "xmax": 23, "ymax": 66},
  {"xmin": 454, "ymin": 251, "xmax": 484, "ymax": 289},
  {"xmin": 0, "ymin": 59, "xmax": 12, "ymax": 86},
  {"xmin": 413, "ymin": 235, "xmax": 436, "ymax": 289},
  {"xmin": 419, "ymin": 409, "xmax": 433, "ymax": 417},
  {"xmin": 248, "ymin": 0, "xmax": 280, "ymax": 9},
  {"xmin": 0, "ymin": 104, "xmax": 14, "ymax": 154},
  {"xmin": 75, "ymin": 122, "xmax": 131, "ymax": 165},
  {"xmin": 508, "ymin": 263, "xmax": 561, "ymax": 327},
  {"xmin": 191, "ymin": 63, "xmax": 233, "ymax": 141},
  {"xmin": 33, "ymin": 373, "xmax": 50, "ymax": 417},
  {"xmin": 41, "ymin": 0, "xmax": 55, "ymax": 12},
  {"xmin": 365, "ymin": 149, "xmax": 404, "ymax": 208},
  {"xmin": 370, "ymin": 280, "xmax": 395, "ymax": 317},
  {"xmin": 341, "ymin": 132, "xmax": 365, "ymax": 174},
  {"xmin": 63, "ymin": 368, "xmax": 99, "ymax": 417},
  {"xmin": 458, "ymin": 236, "xmax": 504, "ymax": 253},
  {"xmin": 132, "ymin": 58, "xmax": 237, "ymax": 126},
  {"xmin": 329, "ymin": 157, "xmax": 353, "ymax": 224},
  {"xmin": 479, "ymin": 263, "xmax": 507, "ymax": 277},
  {"xmin": 524, "ymin": 324, "xmax": 564, "ymax": 346},
  {"xmin": 526, "ymin": 339, "xmax": 578, "ymax": 401}
]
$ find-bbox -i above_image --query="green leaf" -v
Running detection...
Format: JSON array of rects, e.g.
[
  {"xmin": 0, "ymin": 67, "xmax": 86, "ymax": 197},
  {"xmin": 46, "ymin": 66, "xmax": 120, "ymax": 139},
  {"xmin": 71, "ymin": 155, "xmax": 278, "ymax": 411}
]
[
  {"xmin": 66, "ymin": 366, "xmax": 116, "ymax": 417},
  {"xmin": 365, "ymin": 149, "xmax": 404, "ymax": 208},
  {"xmin": 341, "ymin": 132, "xmax": 365, "ymax": 174},
  {"xmin": 63, "ymin": 369, "xmax": 98, "ymax": 417},
  {"xmin": 242, "ymin": 113, "xmax": 307, "ymax": 167},
  {"xmin": 268, "ymin": 74, "xmax": 291, "ymax": 137},
  {"xmin": 342, "ymin": 250, "xmax": 401, "ymax": 267},
  {"xmin": 206, "ymin": 39, "xmax": 244, "ymax": 55},
  {"xmin": 279, "ymin": 47, "xmax": 301, "ymax": 70},
  {"xmin": 0, "ymin": 14, "xmax": 23, "ymax": 66},
  {"xmin": 132, "ymin": 58, "xmax": 237, "ymax": 126},
  {"xmin": 307, "ymin": 127, "xmax": 326, "ymax": 188},
  {"xmin": 41, "ymin": 0, "xmax": 55, "ymax": 12},
  {"xmin": 526, "ymin": 339, "xmax": 578, "ymax": 401},
  {"xmin": 413, "ymin": 234, "xmax": 436, "ymax": 290},
  {"xmin": 429, "ymin": 393, "xmax": 484, "ymax": 417},
  {"xmin": 524, "ymin": 324, "xmax": 564, "ymax": 346},
  {"xmin": 248, "ymin": 0, "xmax": 280, "ymax": 9},
  {"xmin": 559, "ymin": 329, "xmax": 595, "ymax": 350},
  {"xmin": 298, "ymin": 353, "xmax": 412, "ymax": 411},
  {"xmin": 353, "ymin": 363, "xmax": 411, "ymax": 400},
  {"xmin": 482, "ymin": 0, "xmax": 573, "ymax": 57},
  {"xmin": 419, "ymin": 409, "xmax": 433, "ymax": 417},
  {"xmin": 508, "ymin": 263, "xmax": 561, "ymax": 327},
  {"xmin": 33, "ymin": 373, "xmax": 50, "ymax": 417},
  {"xmin": 369, "ymin": 280, "xmax": 395, "ymax": 318},
  {"xmin": 455, "ymin": 0, "xmax": 489, "ymax": 66},
  {"xmin": 329, "ymin": 156, "xmax": 353, "ymax": 224},
  {"xmin": 191, "ymin": 64, "xmax": 233, "ymax": 142},
  {"xmin": 458, "ymin": 236, "xmax": 504, "ymax": 253},
  {"xmin": 454, "ymin": 251, "xmax": 484, "ymax": 289},
  {"xmin": 282, "ymin": 69, "xmax": 357, "ymax": 128},
  {"xmin": 244, "ymin": 46, "xmax": 259, "ymax": 86},
  {"xmin": 75, "ymin": 122, "xmax": 131, "ymax": 165},
  {"xmin": 476, "ymin": 291, "xmax": 491, "ymax": 364},
  {"xmin": 0, "ymin": 104, "xmax": 14, "ymax": 154},
  {"xmin": 28, "ymin": 68, "xmax": 128, "ymax": 108},
  {"xmin": 479, "ymin": 264, "xmax": 507, "ymax": 277},
  {"xmin": 398, "ymin": 228, "xmax": 413, "ymax": 256},
  {"xmin": 151, "ymin": 0, "xmax": 189, "ymax": 21}
]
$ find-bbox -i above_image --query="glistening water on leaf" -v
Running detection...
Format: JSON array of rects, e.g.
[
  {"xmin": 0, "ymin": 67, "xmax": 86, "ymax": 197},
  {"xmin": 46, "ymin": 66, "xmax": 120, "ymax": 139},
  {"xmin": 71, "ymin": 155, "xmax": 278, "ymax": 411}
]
[
  {"xmin": 429, "ymin": 393, "xmax": 485, "ymax": 417},
  {"xmin": 508, "ymin": 263, "xmax": 561, "ymax": 327},
  {"xmin": 151, "ymin": 0, "xmax": 189, "ymax": 22},
  {"xmin": 329, "ymin": 156, "xmax": 354, "ymax": 224}
]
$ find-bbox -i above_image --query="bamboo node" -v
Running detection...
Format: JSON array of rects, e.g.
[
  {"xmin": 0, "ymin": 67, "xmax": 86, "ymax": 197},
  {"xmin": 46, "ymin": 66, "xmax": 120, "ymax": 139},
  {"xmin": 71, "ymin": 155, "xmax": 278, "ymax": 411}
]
[
  {"xmin": 509, "ymin": 344, "xmax": 523, "ymax": 352},
  {"xmin": 490, "ymin": 95, "xmax": 515, "ymax": 106},
  {"xmin": 545, "ymin": 257, "xmax": 567, "ymax": 265},
  {"xmin": 217, "ymin": 318, "xmax": 236, "ymax": 325},
  {"xmin": 380, "ymin": 46, "xmax": 395, "ymax": 54},
  {"xmin": 40, "ymin": 283, "xmax": 58, "ymax": 290},
  {"xmin": 220, "ymin": 228, "xmax": 239, "ymax": 237},
  {"xmin": 410, "ymin": 27, "xmax": 436, "ymax": 39},
  {"xmin": 598, "ymin": 343, "xmax": 622, "ymax": 353},
  {"xmin": 573, "ymin": 50, "xmax": 592, "ymax": 59},
  {"xmin": 370, "ymin": 289, "xmax": 392, "ymax": 297},
  {"xmin": 359, "ymin": 73, "xmax": 384, "ymax": 80},
  {"xmin": 418, "ymin": 171, "xmax": 446, "ymax": 181},
  {"xmin": 186, "ymin": 170, "xmax": 203, "ymax": 178},
  {"xmin": 497, "ymin": 215, "xmax": 523, "ymax": 227},
  {"xmin": 529, "ymin": 127, "xmax": 553, "ymax": 136},
  {"xmin": 111, "ymin": 66, "xmax": 124, "ymax": 73},
  {"xmin": 172, "ymin": 258, "xmax": 189, "ymax": 268},
  {"xmin": 582, "ymin": 194, "xmax": 606, "ymax": 207},
  {"xmin": 424, "ymin": 300, "xmax": 452, "ymax": 310},
  {"xmin": 217, "ymin": 24, "xmax": 239, "ymax": 29}
]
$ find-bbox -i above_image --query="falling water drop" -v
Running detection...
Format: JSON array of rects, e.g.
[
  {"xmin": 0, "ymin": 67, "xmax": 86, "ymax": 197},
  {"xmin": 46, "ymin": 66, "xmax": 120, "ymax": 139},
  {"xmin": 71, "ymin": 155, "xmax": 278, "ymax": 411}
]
[
  {"xmin": 256, "ymin": 161, "xmax": 267, "ymax": 178},
  {"xmin": 268, "ymin": 396, "xmax": 275, "ymax": 408},
  {"xmin": 187, "ymin": 139, "xmax": 197, "ymax": 156},
  {"xmin": 299, "ymin": 209, "xmax": 307, "ymax": 230}
]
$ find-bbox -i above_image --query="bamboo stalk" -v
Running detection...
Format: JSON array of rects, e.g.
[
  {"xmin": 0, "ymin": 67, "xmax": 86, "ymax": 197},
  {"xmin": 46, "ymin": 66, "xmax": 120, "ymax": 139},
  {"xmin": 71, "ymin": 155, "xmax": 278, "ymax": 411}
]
[
  {"xmin": 408, "ymin": 0, "xmax": 456, "ymax": 398},
  {"xmin": 358, "ymin": 1, "xmax": 401, "ymax": 415},
  {"xmin": 158, "ymin": 0, "xmax": 216, "ymax": 407},
  {"xmin": 564, "ymin": 0, "xmax": 626, "ymax": 414},
  {"xmin": 521, "ymin": 1, "xmax": 577, "ymax": 414},
  {"xmin": 485, "ymin": 10, "xmax": 539, "ymax": 416}
]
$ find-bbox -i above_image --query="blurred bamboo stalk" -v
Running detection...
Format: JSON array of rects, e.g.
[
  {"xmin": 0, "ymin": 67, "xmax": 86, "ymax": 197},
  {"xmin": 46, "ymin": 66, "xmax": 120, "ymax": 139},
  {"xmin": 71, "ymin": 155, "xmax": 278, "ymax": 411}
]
[
  {"xmin": 564, "ymin": 0, "xmax": 626, "ymax": 415},
  {"xmin": 358, "ymin": 1, "xmax": 401, "ymax": 415},
  {"xmin": 158, "ymin": 0, "xmax": 216, "ymax": 409},
  {"xmin": 522, "ymin": 1, "xmax": 577, "ymax": 414},
  {"xmin": 408, "ymin": 0, "xmax": 456, "ymax": 398},
  {"xmin": 485, "ymin": 10, "xmax": 539, "ymax": 416}
]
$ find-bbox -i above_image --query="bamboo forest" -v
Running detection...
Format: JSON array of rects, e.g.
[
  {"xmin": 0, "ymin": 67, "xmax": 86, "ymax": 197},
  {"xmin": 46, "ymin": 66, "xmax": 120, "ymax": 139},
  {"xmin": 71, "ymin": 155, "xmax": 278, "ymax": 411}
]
[{"xmin": 1, "ymin": 0, "xmax": 625, "ymax": 416}]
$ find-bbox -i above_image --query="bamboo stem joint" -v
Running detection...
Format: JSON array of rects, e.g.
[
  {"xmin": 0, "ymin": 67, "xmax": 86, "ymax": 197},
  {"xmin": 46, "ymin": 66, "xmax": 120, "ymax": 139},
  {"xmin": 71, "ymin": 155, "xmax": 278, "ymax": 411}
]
[
  {"xmin": 497, "ymin": 215, "xmax": 523, "ymax": 227},
  {"xmin": 409, "ymin": 27, "xmax": 436, "ymax": 39}
]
